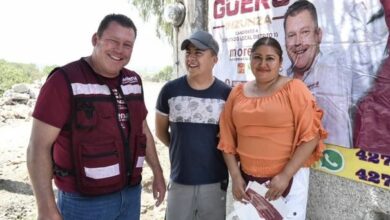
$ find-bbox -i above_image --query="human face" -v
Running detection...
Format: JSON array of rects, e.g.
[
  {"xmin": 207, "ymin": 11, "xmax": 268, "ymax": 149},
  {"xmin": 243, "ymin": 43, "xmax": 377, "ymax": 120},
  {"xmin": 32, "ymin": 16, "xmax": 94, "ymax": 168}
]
[
  {"xmin": 250, "ymin": 45, "xmax": 282, "ymax": 83},
  {"xmin": 91, "ymin": 21, "xmax": 136, "ymax": 78},
  {"xmin": 285, "ymin": 10, "xmax": 322, "ymax": 75},
  {"xmin": 185, "ymin": 44, "xmax": 217, "ymax": 77}
]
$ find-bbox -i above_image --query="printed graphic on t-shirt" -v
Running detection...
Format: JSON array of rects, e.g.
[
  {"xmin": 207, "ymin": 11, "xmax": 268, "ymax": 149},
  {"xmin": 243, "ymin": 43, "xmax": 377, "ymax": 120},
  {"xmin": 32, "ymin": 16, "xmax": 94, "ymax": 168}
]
[
  {"xmin": 112, "ymin": 88, "xmax": 129, "ymax": 132},
  {"xmin": 168, "ymin": 96, "xmax": 225, "ymax": 125}
]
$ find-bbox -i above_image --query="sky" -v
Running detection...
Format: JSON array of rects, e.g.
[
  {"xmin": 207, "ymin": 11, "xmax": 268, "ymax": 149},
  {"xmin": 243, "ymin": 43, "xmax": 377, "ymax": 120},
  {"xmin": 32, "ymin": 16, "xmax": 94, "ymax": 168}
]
[{"xmin": 0, "ymin": 0, "xmax": 173, "ymax": 73}]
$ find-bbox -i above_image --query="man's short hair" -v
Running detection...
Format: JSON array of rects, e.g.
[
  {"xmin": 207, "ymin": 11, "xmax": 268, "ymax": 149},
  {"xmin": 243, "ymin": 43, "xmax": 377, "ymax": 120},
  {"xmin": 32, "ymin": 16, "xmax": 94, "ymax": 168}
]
[
  {"xmin": 283, "ymin": 0, "xmax": 319, "ymax": 29},
  {"xmin": 97, "ymin": 14, "xmax": 137, "ymax": 38},
  {"xmin": 180, "ymin": 30, "xmax": 219, "ymax": 55}
]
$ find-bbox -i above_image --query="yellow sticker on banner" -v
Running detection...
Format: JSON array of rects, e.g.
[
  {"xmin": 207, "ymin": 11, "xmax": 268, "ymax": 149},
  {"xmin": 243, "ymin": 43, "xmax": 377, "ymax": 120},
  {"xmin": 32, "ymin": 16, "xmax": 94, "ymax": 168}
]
[{"xmin": 313, "ymin": 145, "xmax": 390, "ymax": 190}]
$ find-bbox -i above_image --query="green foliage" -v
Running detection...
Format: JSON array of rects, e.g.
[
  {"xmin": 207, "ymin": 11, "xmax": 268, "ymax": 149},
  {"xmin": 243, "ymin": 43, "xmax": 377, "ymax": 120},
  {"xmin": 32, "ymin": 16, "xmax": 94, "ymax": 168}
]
[
  {"xmin": 154, "ymin": 65, "xmax": 173, "ymax": 81},
  {"xmin": 0, "ymin": 59, "xmax": 48, "ymax": 95},
  {"xmin": 130, "ymin": 0, "xmax": 175, "ymax": 43},
  {"xmin": 42, "ymin": 65, "xmax": 58, "ymax": 76},
  {"xmin": 144, "ymin": 65, "xmax": 173, "ymax": 82}
]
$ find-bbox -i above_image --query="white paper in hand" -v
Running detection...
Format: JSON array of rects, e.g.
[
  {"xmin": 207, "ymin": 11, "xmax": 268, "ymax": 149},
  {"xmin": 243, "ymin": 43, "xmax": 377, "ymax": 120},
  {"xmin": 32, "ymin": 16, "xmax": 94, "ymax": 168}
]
[{"xmin": 226, "ymin": 181, "xmax": 287, "ymax": 220}]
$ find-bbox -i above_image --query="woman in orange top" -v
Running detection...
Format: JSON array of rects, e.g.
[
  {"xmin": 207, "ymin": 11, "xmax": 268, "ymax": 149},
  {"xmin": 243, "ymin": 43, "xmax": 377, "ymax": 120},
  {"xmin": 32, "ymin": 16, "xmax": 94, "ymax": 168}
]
[{"xmin": 218, "ymin": 37, "xmax": 327, "ymax": 219}]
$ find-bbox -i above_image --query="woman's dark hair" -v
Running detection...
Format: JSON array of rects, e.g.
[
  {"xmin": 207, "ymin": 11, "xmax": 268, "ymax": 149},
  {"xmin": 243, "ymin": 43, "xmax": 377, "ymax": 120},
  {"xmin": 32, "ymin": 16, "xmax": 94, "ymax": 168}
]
[
  {"xmin": 251, "ymin": 37, "xmax": 283, "ymax": 60},
  {"xmin": 97, "ymin": 14, "xmax": 137, "ymax": 38}
]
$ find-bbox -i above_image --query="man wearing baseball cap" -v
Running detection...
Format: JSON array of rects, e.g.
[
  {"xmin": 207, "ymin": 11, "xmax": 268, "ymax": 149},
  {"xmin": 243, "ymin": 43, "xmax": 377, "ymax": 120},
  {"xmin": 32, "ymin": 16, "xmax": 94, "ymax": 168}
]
[
  {"xmin": 155, "ymin": 30, "xmax": 231, "ymax": 220},
  {"xmin": 180, "ymin": 30, "xmax": 220, "ymax": 55}
]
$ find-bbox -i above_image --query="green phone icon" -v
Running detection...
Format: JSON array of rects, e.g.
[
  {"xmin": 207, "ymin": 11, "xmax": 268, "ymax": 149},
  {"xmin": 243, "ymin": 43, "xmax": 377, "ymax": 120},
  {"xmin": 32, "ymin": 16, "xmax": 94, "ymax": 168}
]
[{"xmin": 320, "ymin": 149, "xmax": 344, "ymax": 172}]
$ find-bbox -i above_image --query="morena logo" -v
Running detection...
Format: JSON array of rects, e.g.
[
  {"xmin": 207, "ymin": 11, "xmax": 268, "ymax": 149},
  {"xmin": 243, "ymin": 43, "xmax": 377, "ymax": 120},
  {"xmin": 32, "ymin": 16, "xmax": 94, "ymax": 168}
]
[{"xmin": 122, "ymin": 76, "xmax": 138, "ymax": 84}]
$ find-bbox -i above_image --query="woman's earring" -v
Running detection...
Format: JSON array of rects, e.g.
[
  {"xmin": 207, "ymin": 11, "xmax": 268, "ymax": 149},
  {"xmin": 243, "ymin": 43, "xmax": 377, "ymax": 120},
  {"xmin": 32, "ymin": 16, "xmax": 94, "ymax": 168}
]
[{"xmin": 279, "ymin": 67, "xmax": 283, "ymax": 72}]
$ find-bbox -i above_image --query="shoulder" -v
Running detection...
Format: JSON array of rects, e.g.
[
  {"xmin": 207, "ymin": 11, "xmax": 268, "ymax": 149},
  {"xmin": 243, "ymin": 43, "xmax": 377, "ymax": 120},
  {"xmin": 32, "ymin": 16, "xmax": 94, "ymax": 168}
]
[
  {"xmin": 121, "ymin": 68, "xmax": 142, "ymax": 81},
  {"xmin": 288, "ymin": 78, "xmax": 308, "ymax": 89},
  {"xmin": 226, "ymin": 83, "xmax": 244, "ymax": 101},
  {"xmin": 57, "ymin": 59, "xmax": 97, "ymax": 82},
  {"xmin": 158, "ymin": 76, "xmax": 186, "ymax": 98},
  {"xmin": 213, "ymin": 78, "xmax": 232, "ymax": 97},
  {"xmin": 45, "ymin": 67, "xmax": 69, "ymax": 86},
  {"xmin": 214, "ymin": 78, "xmax": 232, "ymax": 90},
  {"xmin": 168, "ymin": 75, "xmax": 186, "ymax": 86},
  {"xmin": 120, "ymin": 69, "xmax": 144, "ymax": 88},
  {"xmin": 161, "ymin": 76, "xmax": 185, "ymax": 91},
  {"xmin": 286, "ymin": 79, "xmax": 315, "ymax": 102},
  {"xmin": 122, "ymin": 67, "xmax": 139, "ymax": 77},
  {"xmin": 61, "ymin": 59, "xmax": 87, "ymax": 75}
]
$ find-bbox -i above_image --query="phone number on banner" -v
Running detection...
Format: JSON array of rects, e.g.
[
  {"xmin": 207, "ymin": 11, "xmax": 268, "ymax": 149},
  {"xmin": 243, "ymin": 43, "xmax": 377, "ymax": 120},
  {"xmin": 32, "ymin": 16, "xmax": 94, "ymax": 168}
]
[{"xmin": 313, "ymin": 145, "xmax": 390, "ymax": 190}]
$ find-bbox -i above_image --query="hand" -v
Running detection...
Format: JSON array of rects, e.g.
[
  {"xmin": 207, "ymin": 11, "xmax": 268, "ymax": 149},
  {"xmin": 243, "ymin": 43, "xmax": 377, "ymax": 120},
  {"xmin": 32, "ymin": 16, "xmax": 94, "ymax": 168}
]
[
  {"xmin": 231, "ymin": 173, "xmax": 250, "ymax": 203},
  {"xmin": 152, "ymin": 173, "xmax": 166, "ymax": 207},
  {"xmin": 265, "ymin": 172, "xmax": 290, "ymax": 201}
]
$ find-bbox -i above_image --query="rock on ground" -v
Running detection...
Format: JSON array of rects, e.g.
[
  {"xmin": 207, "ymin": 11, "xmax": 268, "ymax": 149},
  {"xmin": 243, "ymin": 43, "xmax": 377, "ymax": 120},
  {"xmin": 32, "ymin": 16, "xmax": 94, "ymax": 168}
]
[{"xmin": 0, "ymin": 82, "xmax": 169, "ymax": 220}]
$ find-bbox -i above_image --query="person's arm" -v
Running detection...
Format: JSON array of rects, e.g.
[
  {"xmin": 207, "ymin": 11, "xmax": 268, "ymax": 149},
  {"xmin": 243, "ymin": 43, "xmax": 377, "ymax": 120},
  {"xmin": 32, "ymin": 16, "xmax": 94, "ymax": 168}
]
[
  {"xmin": 26, "ymin": 118, "xmax": 62, "ymax": 220},
  {"xmin": 223, "ymin": 153, "xmax": 250, "ymax": 202},
  {"xmin": 217, "ymin": 86, "xmax": 248, "ymax": 202},
  {"xmin": 265, "ymin": 135, "xmax": 319, "ymax": 201},
  {"xmin": 155, "ymin": 113, "xmax": 170, "ymax": 147},
  {"xmin": 143, "ymin": 120, "xmax": 166, "ymax": 206}
]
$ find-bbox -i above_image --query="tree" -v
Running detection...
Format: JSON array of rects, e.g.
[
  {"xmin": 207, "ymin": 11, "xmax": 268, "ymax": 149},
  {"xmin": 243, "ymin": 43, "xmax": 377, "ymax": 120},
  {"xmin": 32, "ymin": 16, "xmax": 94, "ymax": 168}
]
[
  {"xmin": 130, "ymin": 0, "xmax": 175, "ymax": 43},
  {"xmin": 0, "ymin": 60, "xmax": 47, "ymax": 95},
  {"xmin": 153, "ymin": 65, "xmax": 173, "ymax": 82},
  {"xmin": 42, "ymin": 65, "xmax": 58, "ymax": 76},
  {"xmin": 13, "ymin": 62, "xmax": 41, "ymax": 81},
  {"xmin": 0, "ymin": 60, "xmax": 32, "ymax": 95}
]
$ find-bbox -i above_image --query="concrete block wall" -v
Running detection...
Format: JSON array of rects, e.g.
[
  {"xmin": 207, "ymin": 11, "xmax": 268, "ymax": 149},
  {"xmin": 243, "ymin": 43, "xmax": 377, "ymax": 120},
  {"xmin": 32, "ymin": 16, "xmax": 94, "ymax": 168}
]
[{"xmin": 308, "ymin": 170, "xmax": 390, "ymax": 220}]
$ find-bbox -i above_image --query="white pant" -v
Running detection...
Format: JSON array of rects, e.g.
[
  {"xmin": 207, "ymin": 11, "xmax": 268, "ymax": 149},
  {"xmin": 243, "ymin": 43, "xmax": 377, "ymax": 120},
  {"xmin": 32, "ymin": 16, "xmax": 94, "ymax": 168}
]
[{"xmin": 284, "ymin": 167, "xmax": 310, "ymax": 220}]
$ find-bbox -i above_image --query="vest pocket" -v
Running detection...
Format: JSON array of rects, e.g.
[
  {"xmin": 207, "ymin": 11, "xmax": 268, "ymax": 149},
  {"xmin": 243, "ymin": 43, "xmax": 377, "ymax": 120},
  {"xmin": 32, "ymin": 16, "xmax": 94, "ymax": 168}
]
[
  {"xmin": 75, "ymin": 140, "xmax": 126, "ymax": 195},
  {"xmin": 130, "ymin": 134, "xmax": 147, "ymax": 185},
  {"xmin": 75, "ymin": 101, "xmax": 97, "ymax": 129}
]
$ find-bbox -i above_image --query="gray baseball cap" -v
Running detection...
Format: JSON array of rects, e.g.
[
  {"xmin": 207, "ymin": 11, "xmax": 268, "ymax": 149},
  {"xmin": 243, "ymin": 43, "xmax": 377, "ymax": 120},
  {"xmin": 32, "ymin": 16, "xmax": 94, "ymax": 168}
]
[{"xmin": 181, "ymin": 30, "xmax": 219, "ymax": 54}]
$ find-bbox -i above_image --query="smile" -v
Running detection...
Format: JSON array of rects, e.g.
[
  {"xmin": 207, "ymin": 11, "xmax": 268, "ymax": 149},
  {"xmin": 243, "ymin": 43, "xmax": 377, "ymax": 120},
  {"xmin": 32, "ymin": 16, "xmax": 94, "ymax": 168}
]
[
  {"xmin": 187, "ymin": 63, "xmax": 199, "ymax": 68},
  {"xmin": 295, "ymin": 48, "xmax": 307, "ymax": 55},
  {"xmin": 109, "ymin": 54, "xmax": 122, "ymax": 61}
]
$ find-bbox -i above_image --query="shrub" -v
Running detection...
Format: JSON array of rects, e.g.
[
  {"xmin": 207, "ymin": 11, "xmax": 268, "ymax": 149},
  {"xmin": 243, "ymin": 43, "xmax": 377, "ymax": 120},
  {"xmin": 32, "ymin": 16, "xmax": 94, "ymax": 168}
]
[
  {"xmin": 151, "ymin": 65, "xmax": 173, "ymax": 82},
  {"xmin": 0, "ymin": 59, "xmax": 45, "ymax": 95}
]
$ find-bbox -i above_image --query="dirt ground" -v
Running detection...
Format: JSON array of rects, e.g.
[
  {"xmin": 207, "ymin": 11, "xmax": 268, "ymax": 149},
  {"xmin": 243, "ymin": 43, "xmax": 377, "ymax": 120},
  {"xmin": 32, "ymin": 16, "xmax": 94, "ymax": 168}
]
[{"xmin": 0, "ymin": 82, "xmax": 170, "ymax": 220}]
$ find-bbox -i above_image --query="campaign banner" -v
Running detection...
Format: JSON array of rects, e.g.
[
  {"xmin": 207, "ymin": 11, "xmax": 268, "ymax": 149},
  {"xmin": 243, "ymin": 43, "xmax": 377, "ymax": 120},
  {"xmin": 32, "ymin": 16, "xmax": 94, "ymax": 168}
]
[
  {"xmin": 313, "ymin": 145, "xmax": 390, "ymax": 190},
  {"xmin": 209, "ymin": 0, "xmax": 386, "ymax": 87},
  {"xmin": 208, "ymin": 0, "xmax": 389, "ymax": 151}
]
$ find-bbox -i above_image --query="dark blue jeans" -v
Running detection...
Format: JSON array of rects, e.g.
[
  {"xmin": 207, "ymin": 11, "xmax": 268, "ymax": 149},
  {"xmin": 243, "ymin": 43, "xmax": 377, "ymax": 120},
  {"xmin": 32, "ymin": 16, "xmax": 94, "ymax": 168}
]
[{"xmin": 57, "ymin": 184, "xmax": 141, "ymax": 220}]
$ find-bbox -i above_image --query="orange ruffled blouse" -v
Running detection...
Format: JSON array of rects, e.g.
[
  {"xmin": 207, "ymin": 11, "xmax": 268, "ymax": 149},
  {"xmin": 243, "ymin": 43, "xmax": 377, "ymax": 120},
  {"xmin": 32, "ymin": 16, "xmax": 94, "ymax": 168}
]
[{"xmin": 218, "ymin": 79, "xmax": 328, "ymax": 178}]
